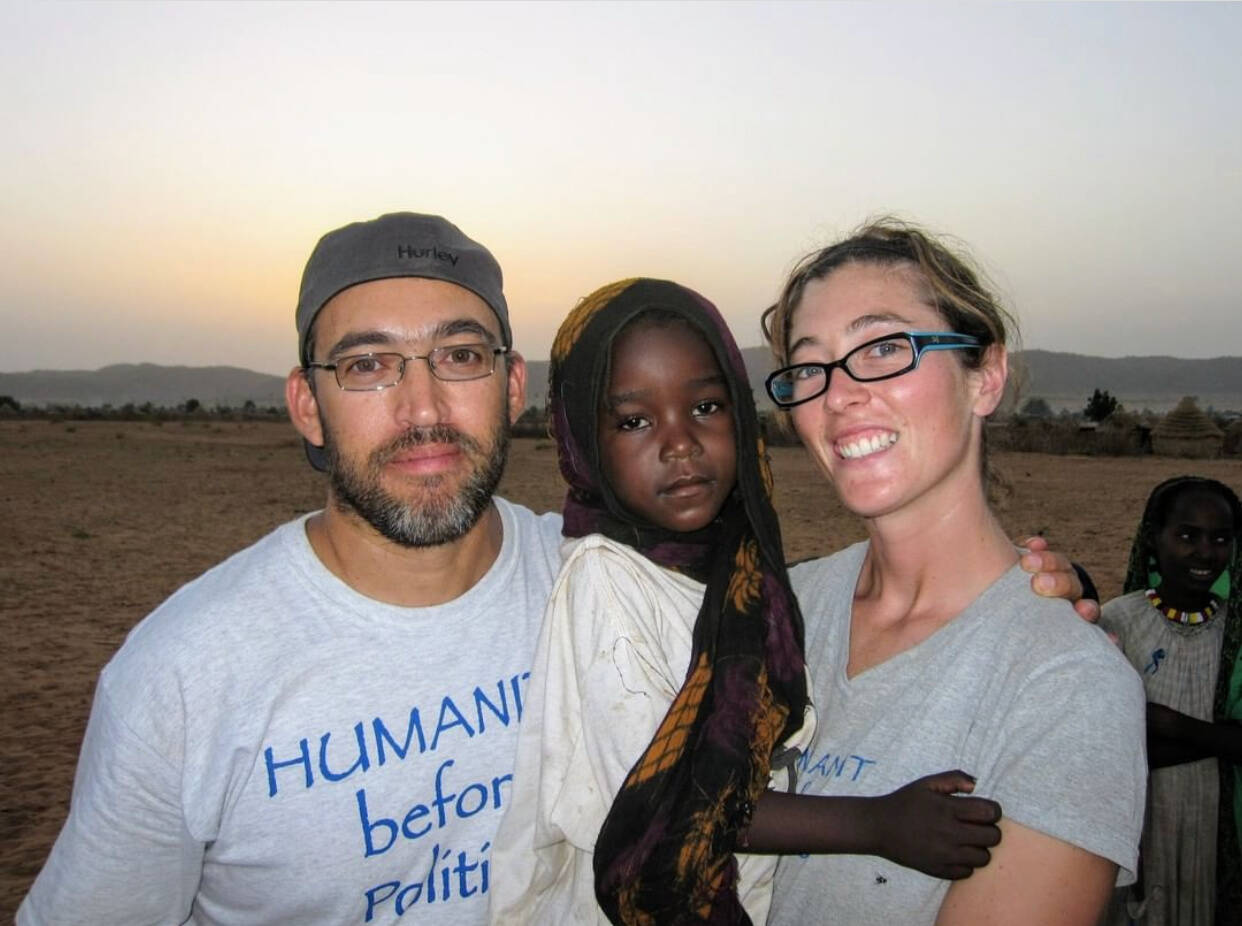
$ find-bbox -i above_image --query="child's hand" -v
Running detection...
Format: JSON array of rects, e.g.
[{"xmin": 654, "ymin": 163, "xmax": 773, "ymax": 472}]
[{"xmin": 874, "ymin": 770, "xmax": 1001, "ymax": 880}]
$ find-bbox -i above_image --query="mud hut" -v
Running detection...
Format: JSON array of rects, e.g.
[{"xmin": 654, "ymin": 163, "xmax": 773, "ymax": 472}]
[
  {"xmin": 1224, "ymin": 419, "xmax": 1242, "ymax": 457},
  {"xmin": 1152, "ymin": 396, "xmax": 1223, "ymax": 459},
  {"xmin": 1096, "ymin": 409, "xmax": 1147, "ymax": 455}
]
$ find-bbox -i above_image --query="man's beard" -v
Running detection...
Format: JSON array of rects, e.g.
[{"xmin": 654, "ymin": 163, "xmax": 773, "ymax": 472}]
[{"xmin": 322, "ymin": 416, "xmax": 509, "ymax": 548}]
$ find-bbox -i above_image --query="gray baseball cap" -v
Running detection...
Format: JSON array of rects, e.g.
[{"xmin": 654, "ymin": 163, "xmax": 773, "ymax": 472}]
[
  {"xmin": 296, "ymin": 211, "xmax": 510, "ymax": 366},
  {"xmin": 295, "ymin": 212, "xmax": 510, "ymax": 471}
]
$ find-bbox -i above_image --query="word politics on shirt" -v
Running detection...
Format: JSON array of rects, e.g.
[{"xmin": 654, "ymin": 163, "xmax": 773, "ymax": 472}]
[{"xmin": 260, "ymin": 671, "xmax": 529, "ymax": 921}]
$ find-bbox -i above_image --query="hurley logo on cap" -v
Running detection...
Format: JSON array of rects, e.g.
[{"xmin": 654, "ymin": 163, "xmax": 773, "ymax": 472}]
[{"xmin": 397, "ymin": 244, "xmax": 459, "ymax": 266}]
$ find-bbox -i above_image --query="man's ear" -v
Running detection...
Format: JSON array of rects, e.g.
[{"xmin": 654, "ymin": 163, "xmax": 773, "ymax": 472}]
[
  {"xmin": 286, "ymin": 367, "xmax": 325, "ymax": 447},
  {"xmin": 505, "ymin": 351, "xmax": 528, "ymax": 425},
  {"xmin": 971, "ymin": 344, "xmax": 1008, "ymax": 418}
]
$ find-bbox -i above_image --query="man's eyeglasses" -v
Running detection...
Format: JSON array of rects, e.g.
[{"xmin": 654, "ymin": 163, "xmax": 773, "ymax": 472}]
[
  {"xmin": 765, "ymin": 331, "xmax": 981, "ymax": 409},
  {"xmin": 305, "ymin": 344, "xmax": 508, "ymax": 392}
]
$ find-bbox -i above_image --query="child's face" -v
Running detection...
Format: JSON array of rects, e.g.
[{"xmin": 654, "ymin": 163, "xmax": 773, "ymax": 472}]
[
  {"xmin": 598, "ymin": 319, "xmax": 737, "ymax": 533},
  {"xmin": 1155, "ymin": 489, "xmax": 1235, "ymax": 602}
]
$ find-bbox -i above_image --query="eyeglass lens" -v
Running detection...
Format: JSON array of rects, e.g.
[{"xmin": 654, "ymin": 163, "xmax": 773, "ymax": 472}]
[
  {"xmin": 334, "ymin": 345, "xmax": 496, "ymax": 390},
  {"xmin": 770, "ymin": 334, "xmax": 917, "ymax": 404}
]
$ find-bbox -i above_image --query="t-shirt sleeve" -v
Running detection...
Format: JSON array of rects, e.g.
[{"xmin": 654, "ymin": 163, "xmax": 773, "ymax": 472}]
[
  {"xmin": 980, "ymin": 641, "xmax": 1147, "ymax": 885},
  {"xmin": 18, "ymin": 677, "xmax": 203, "ymax": 925}
]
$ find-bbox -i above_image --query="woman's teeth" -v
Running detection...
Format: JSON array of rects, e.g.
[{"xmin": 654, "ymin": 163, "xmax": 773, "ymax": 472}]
[{"xmin": 837, "ymin": 432, "xmax": 898, "ymax": 459}]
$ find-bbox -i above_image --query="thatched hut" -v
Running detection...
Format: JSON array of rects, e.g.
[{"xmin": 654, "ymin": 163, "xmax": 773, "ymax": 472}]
[{"xmin": 1152, "ymin": 396, "xmax": 1223, "ymax": 459}]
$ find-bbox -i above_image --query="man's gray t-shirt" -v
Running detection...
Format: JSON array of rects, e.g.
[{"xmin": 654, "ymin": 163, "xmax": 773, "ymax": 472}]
[
  {"xmin": 772, "ymin": 542, "xmax": 1147, "ymax": 925},
  {"xmin": 19, "ymin": 498, "xmax": 563, "ymax": 926}
]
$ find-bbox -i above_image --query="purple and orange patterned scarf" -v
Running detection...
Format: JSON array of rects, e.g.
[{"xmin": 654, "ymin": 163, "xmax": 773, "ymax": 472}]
[{"xmin": 548, "ymin": 278, "xmax": 809, "ymax": 924}]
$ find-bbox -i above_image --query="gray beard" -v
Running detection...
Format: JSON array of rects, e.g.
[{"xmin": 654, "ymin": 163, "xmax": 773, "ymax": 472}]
[{"xmin": 324, "ymin": 418, "xmax": 509, "ymax": 548}]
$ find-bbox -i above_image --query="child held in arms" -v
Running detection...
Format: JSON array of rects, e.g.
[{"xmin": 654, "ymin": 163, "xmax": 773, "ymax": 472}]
[{"xmin": 489, "ymin": 278, "xmax": 1003, "ymax": 924}]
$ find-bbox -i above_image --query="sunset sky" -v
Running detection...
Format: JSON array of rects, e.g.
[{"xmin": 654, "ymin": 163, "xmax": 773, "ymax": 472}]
[{"xmin": 3, "ymin": 1, "xmax": 1239, "ymax": 376}]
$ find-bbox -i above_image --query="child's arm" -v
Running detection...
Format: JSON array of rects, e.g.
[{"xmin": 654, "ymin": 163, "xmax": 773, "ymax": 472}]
[
  {"xmin": 740, "ymin": 770, "xmax": 1001, "ymax": 879},
  {"xmin": 1146, "ymin": 701, "xmax": 1242, "ymax": 768}
]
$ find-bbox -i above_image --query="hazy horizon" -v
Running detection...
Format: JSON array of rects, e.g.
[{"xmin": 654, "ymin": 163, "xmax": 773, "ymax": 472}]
[
  {"xmin": 5, "ymin": 343, "xmax": 1242, "ymax": 376},
  {"xmin": 3, "ymin": 2, "xmax": 1240, "ymax": 377}
]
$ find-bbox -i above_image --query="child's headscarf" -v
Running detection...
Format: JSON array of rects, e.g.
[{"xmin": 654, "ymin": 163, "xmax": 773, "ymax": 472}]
[
  {"xmin": 1121, "ymin": 475, "xmax": 1242, "ymax": 913},
  {"xmin": 549, "ymin": 278, "xmax": 809, "ymax": 925}
]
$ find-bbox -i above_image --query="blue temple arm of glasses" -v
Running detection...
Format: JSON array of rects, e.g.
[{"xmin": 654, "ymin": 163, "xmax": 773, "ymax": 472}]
[{"xmin": 907, "ymin": 331, "xmax": 982, "ymax": 349}]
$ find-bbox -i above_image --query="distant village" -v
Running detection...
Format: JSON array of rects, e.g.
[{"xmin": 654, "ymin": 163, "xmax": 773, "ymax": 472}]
[{"xmin": 1, "ymin": 385, "xmax": 1238, "ymax": 461}]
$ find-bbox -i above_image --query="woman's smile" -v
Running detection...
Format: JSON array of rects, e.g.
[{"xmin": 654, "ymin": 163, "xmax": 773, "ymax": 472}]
[{"xmin": 833, "ymin": 429, "xmax": 900, "ymax": 460}]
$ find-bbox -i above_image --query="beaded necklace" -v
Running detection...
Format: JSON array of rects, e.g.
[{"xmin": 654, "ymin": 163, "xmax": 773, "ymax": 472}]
[{"xmin": 1146, "ymin": 588, "xmax": 1220, "ymax": 625}]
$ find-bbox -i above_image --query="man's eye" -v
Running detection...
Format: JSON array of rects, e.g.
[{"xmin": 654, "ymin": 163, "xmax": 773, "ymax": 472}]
[
  {"xmin": 344, "ymin": 355, "xmax": 386, "ymax": 375},
  {"xmin": 443, "ymin": 346, "xmax": 485, "ymax": 366}
]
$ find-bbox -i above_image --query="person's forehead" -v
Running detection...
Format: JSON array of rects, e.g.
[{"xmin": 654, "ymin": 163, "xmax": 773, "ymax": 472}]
[
  {"xmin": 316, "ymin": 276, "xmax": 501, "ymax": 341},
  {"xmin": 797, "ymin": 265, "xmax": 930, "ymax": 321},
  {"xmin": 1167, "ymin": 490, "xmax": 1234, "ymax": 524},
  {"xmin": 613, "ymin": 320, "xmax": 718, "ymax": 372}
]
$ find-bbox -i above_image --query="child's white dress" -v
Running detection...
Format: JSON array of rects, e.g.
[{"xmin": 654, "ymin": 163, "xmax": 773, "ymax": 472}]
[
  {"xmin": 489, "ymin": 534, "xmax": 815, "ymax": 924},
  {"xmin": 1100, "ymin": 589, "xmax": 1228, "ymax": 926}
]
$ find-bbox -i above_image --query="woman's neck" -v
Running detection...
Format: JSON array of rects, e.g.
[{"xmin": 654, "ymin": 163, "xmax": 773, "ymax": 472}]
[{"xmin": 847, "ymin": 484, "xmax": 1017, "ymax": 677}]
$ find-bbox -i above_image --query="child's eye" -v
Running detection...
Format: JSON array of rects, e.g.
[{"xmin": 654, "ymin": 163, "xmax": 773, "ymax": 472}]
[
  {"xmin": 616, "ymin": 415, "xmax": 649, "ymax": 432},
  {"xmin": 693, "ymin": 400, "xmax": 727, "ymax": 418}
]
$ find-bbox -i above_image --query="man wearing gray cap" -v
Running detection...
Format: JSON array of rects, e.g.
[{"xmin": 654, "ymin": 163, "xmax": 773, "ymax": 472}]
[{"xmin": 20, "ymin": 213, "xmax": 564, "ymax": 925}]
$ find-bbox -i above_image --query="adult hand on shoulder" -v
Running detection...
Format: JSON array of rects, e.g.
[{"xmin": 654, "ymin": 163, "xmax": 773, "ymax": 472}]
[
  {"xmin": 874, "ymin": 771, "xmax": 1002, "ymax": 880},
  {"xmin": 1017, "ymin": 536, "xmax": 1100, "ymax": 623}
]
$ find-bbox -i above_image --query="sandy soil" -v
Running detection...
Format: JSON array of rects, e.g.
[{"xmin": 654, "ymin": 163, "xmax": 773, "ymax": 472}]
[{"xmin": 2, "ymin": 418, "xmax": 1239, "ymax": 917}]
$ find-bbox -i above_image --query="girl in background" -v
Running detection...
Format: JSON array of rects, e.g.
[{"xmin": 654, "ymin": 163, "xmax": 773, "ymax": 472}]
[{"xmin": 1100, "ymin": 476, "xmax": 1242, "ymax": 926}]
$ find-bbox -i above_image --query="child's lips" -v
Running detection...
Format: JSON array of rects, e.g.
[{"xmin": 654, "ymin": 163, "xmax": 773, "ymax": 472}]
[{"xmin": 661, "ymin": 473, "xmax": 713, "ymax": 497}]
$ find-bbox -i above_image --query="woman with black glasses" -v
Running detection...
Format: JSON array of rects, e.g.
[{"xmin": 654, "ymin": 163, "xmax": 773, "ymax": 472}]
[{"xmin": 762, "ymin": 219, "xmax": 1148, "ymax": 926}]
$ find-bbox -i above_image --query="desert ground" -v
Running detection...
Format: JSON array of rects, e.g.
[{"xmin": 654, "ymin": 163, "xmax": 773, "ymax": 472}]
[{"xmin": 2, "ymin": 418, "xmax": 1240, "ymax": 917}]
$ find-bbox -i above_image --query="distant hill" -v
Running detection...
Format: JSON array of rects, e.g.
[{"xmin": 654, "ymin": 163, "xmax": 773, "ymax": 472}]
[
  {"xmin": 0, "ymin": 363, "xmax": 287, "ymax": 409},
  {"xmin": 3, "ymin": 350, "xmax": 1240, "ymax": 414},
  {"xmin": 1011, "ymin": 350, "xmax": 1242, "ymax": 413}
]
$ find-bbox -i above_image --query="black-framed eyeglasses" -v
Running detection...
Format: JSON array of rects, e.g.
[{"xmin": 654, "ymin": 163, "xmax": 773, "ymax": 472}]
[
  {"xmin": 765, "ymin": 331, "xmax": 981, "ymax": 408},
  {"xmin": 304, "ymin": 344, "xmax": 509, "ymax": 392}
]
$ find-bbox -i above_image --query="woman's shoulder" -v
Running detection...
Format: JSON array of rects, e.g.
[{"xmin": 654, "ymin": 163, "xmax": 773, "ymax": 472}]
[
  {"xmin": 788, "ymin": 541, "xmax": 869, "ymax": 592},
  {"xmin": 976, "ymin": 566, "xmax": 1142, "ymax": 685}
]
